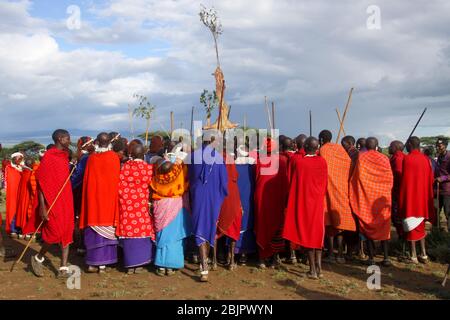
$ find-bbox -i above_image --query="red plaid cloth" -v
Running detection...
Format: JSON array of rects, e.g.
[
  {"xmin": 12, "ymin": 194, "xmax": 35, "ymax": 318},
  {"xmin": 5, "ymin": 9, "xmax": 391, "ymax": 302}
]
[{"xmin": 350, "ymin": 150, "xmax": 393, "ymax": 240}]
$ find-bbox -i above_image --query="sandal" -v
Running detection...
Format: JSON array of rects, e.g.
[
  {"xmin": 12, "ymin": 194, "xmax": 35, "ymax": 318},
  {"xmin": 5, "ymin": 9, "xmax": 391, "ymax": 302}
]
[
  {"xmin": 31, "ymin": 254, "xmax": 45, "ymax": 277},
  {"xmin": 134, "ymin": 267, "xmax": 144, "ymax": 274},
  {"xmin": 87, "ymin": 265, "xmax": 99, "ymax": 273},
  {"xmin": 306, "ymin": 271, "xmax": 319, "ymax": 280},
  {"xmin": 408, "ymin": 257, "xmax": 419, "ymax": 265},
  {"xmin": 228, "ymin": 263, "xmax": 237, "ymax": 271},
  {"xmin": 418, "ymin": 255, "xmax": 429, "ymax": 264},
  {"xmin": 239, "ymin": 254, "xmax": 247, "ymax": 266},
  {"xmin": 57, "ymin": 267, "xmax": 71, "ymax": 279},
  {"xmin": 166, "ymin": 268, "xmax": 176, "ymax": 276},
  {"xmin": 156, "ymin": 268, "xmax": 166, "ymax": 277},
  {"xmin": 199, "ymin": 265, "xmax": 209, "ymax": 282},
  {"xmin": 98, "ymin": 266, "xmax": 107, "ymax": 274}
]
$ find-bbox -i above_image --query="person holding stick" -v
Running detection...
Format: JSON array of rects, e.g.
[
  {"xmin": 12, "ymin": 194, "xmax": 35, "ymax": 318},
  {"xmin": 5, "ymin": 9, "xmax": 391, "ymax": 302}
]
[
  {"xmin": 30, "ymin": 129, "xmax": 75, "ymax": 278},
  {"xmin": 399, "ymin": 137, "xmax": 435, "ymax": 264}
]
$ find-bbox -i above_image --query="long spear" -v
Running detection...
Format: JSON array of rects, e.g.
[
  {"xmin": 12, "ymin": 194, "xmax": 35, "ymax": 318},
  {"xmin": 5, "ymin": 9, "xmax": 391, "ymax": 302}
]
[
  {"xmin": 10, "ymin": 165, "xmax": 76, "ymax": 272},
  {"xmin": 309, "ymin": 110, "xmax": 312, "ymax": 137},
  {"xmin": 170, "ymin": 111, "xmax": 174, "ymax": 136},
  {"xmin": 402, "ymin": 107, "xmax": 428, "ymax": 150},
  {"xmin": 272, "ymin": 102, "xmax": 276, "ymax": 130},
  {"xmin": 336, "ymin": 88, "xmax": 354, "ymax": 143},
  {"xmin": 190, "ymin": 106, "xmax": 195, "ymax": 150}
]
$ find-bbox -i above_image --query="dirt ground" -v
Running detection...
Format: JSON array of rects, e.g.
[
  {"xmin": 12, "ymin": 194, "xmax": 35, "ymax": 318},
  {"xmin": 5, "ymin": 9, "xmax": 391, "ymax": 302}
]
[
  {"xmin": 1, "ymin": 236, "xmax": 449, "ymax": 300},
  {"xmin": 1, "ymin": 207, "xmax": 449, "ymax": 300}
]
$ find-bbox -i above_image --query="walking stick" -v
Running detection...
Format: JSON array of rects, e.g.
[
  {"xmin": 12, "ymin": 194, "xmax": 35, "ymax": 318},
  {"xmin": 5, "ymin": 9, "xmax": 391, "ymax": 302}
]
[
  {"xmin": 10, "ymin": 166, "xmax": 76, "ymax": 272},
  {"xmin": 443, "ymin": 264, "xmax": 450, "ymax": 287},
  {"xmin": 437, "ymin": 182, "xmax": 440, "ymax": 231}
]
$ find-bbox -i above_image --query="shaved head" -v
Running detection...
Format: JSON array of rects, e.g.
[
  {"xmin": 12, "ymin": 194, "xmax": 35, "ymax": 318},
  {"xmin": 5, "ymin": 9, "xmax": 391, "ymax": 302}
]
[
  {"xmin": 304, "ymin": 137, "xmax": 319, "ymax": 154},
  {"xmin": 366, "ymin": 137, "xmax": 378, "ymax": 151},
  {"xmin": 281, "ymin": 137, "xmax": 293, "ymax": 152},
  {"xmin": 388, "ymin": 140, "xmax": 404, "ymax": 155},
  {"xmin": 318, "ymin": 130, "xmax": 332, "ymax": 146},
  {"xmin": 356, "ymin": 138, "xmax": 366, "ymax": 150},
  {"xmin": 406, "ymin": 136, "xmax": 421, "ymax": 152},
  {"xmin": 130, "ymin": 143, "xmax": 145, "ymax": 160},
  {"xmin": 295, "ymin": 134, "xmax": 307, "ymax": 149},
  {"xmin": 97, "ymin": 132, "xmax": 111, "ymax": 148}
]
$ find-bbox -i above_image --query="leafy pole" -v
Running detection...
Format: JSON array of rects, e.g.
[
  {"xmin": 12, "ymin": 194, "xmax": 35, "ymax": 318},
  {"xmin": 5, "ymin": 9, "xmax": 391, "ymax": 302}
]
[
  {"xmin": 200, "ymin": 89, "xmax": 218, "ymax": 126},
  {"xmin": 199, "ymin": 5, "xmax": 223, "ymax": 68},
  {"xmin": 132, "ymin": 94, "xmax": 155, "ymax": 146}
]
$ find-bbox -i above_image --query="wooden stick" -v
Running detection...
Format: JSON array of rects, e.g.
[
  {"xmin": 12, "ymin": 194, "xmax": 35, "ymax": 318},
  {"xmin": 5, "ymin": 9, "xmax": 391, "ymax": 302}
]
[
  {"xmin": 336, "ymin": 88, "xmax": 354, "ymax": 143},
  {"xmin": 309, "ymin": 110, "xmax": 312, "ymax": 137},
  {"xmin": 170, "ymin": 111, "xmax": 174, "ymax": 135},
  {"xmin": 190, "ymin": 106, "xmax": 194, "ymax": 150},
  {"xmin": 437, "ymin": 182, "xmax": 440, "ymax": 231},
  {"xmin": 243, "ymin": 114, "xmax": 247, "ymax": 132},
  {"xmin": 336, "ymin": 108, "xmax": 347, "ymax": 136},
  {"xmin": 272, "ymin": 102, "xmax": 276, "ymax": 130},
  {"xmin": 265, "ymin": 96, "xmax": 273, "ymax": 130},
  {"xmin": 10, "ymin": 166, "xmax": 76, "ymax": 272},
  {"xmin": 443, "ymin": 264, "xmax": 450, "ymax": 287}
]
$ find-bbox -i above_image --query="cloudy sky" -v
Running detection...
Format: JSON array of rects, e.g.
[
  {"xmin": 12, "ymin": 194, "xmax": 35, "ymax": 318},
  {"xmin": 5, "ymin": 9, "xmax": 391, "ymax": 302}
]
[{"xmin": 0, "ymin": 0, "xmax": 449, "ymax": 145}]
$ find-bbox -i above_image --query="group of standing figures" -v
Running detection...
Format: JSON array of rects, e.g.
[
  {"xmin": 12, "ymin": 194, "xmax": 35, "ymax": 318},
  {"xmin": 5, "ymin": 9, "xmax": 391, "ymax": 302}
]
[{"xmin": 1, "ymin": 129, "xmax": 448, "ymax": 282}]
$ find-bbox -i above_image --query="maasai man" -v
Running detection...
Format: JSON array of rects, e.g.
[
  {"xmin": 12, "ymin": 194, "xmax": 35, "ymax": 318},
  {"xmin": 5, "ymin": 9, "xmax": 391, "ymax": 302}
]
[
  {"xmin": 399, "ymin": 137, "xmax": 435, "ymax": 264},
  {"xmin": 189, "ymin": 136, "xmax": 228, "ymax": 282},
  {"xmin": 350, "ymin": 137, "xmax": 393, "ymax": 266},
  {"xmin": 435, "ymin": 137, "xmax": 450, "ymax": 232},
  {"xmin": 112, "ymin": 137, "xmax": 129, "ymax": 165},
  {"xmin": 71, "ymin": 136, "xmax": 95, "ymax": 256},
  {"xmin": 283, "ymin": 137, "xmax": 328, "ymax": 279},
  {"xmin": 30, "ymin": 130, "xmax": 74, "ymax": 278},
  {"xmin": 388, "ymin": 141, "xmax": 405, "ymax": 239},
  {"xmin": 145, "ymin": 135, "xmax": 165, "ymax": 164},
  {"xmin": 80, "ymin": 132, "xmax": 121, "ymax": 273},
  {"xmin": 117, "ymin": 143, "xmax": 155, "ymax": 274},
  {"xmin": 0, "ymin": 144, "xmax": 16, "ymax": 258},
  {"xmin": 15, "ymin": 158, "xmax": 36, "ymax": 238},
  {"xmin": 21, "ymin": 151, "xmax": 44, "ymax": 238},
  {"xmin": 233, "ymin": 144, "xmax": 257, "ymax": 265},
  {"xmin": 151, "ymin": 155, "xmax": 192, "ymax": 276},
  {"xmin": 319, "ymin": 130, "xmax": 356, "ymax": 264},
  {"xmin": 294, "ymin": 134, "xmax": 307, "ymax": 158},
  {"xmin": 280, "ymin": 136, "xmax": 300, "ymax": 264},
  {"xmin": 254, "ymin": 138, "xmax": 289, "ymax": 268},
  {"xmin": 356, "ymin": 138, "xmax": 367, "ymax": 153},
  {"xmin": 5, "ymin": 152, "xmax": 24, "ymax": 237},
  {"xmin": 216, "ymin": 158, "xmax": 242, "ymax": 270}
]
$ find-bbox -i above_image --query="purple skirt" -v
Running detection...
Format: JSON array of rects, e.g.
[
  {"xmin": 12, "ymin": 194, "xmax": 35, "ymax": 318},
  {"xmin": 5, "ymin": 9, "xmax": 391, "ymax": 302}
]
[
  {"xmin": 120, "ymin": 238, "xmax": 154, "ymax": 268},
  {"xmin": 84, "ymin": 227, "xmax": 118, "ymax": 266}
]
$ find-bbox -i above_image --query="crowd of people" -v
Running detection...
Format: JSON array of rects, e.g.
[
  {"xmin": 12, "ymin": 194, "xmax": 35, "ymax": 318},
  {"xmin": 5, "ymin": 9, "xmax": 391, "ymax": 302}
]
[{"xmin": 0, "ymin": 128, "xmax": 448, "ymax": 282}]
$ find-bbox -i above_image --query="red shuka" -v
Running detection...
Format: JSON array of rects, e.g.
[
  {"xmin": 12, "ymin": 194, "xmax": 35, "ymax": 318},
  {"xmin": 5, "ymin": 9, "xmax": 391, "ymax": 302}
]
[
  {"xmin": 5, "ymin": 164, "xmax": 22, "ymax": 233},
  {"xmin": 254, "ymin": 153, "xmax": 289, "ymax": 258},
  {"xmin": 217, "ymin": 163, "xmax": 242, "ymax": 241},
  {"xmin": 399, "ymin": 150, "xmax": 435, "ymax": 224},
  {"xmin": 283, "ymin": 155, "xmax": 328, "ymax": 249},
  {"xmin": 15, "ymin": 168, "xmax": 33, "ymax": 230},
  {"xmin": 79, "ymin": 151, "xmax": 121, "ymax": 229},
  {"xmin": 36, "ymin": 148, "xmax": 74, "ymax": 247},
  {"xmin": 390, "ymin": 151, "xmax": 405, "ymax": 200}
]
